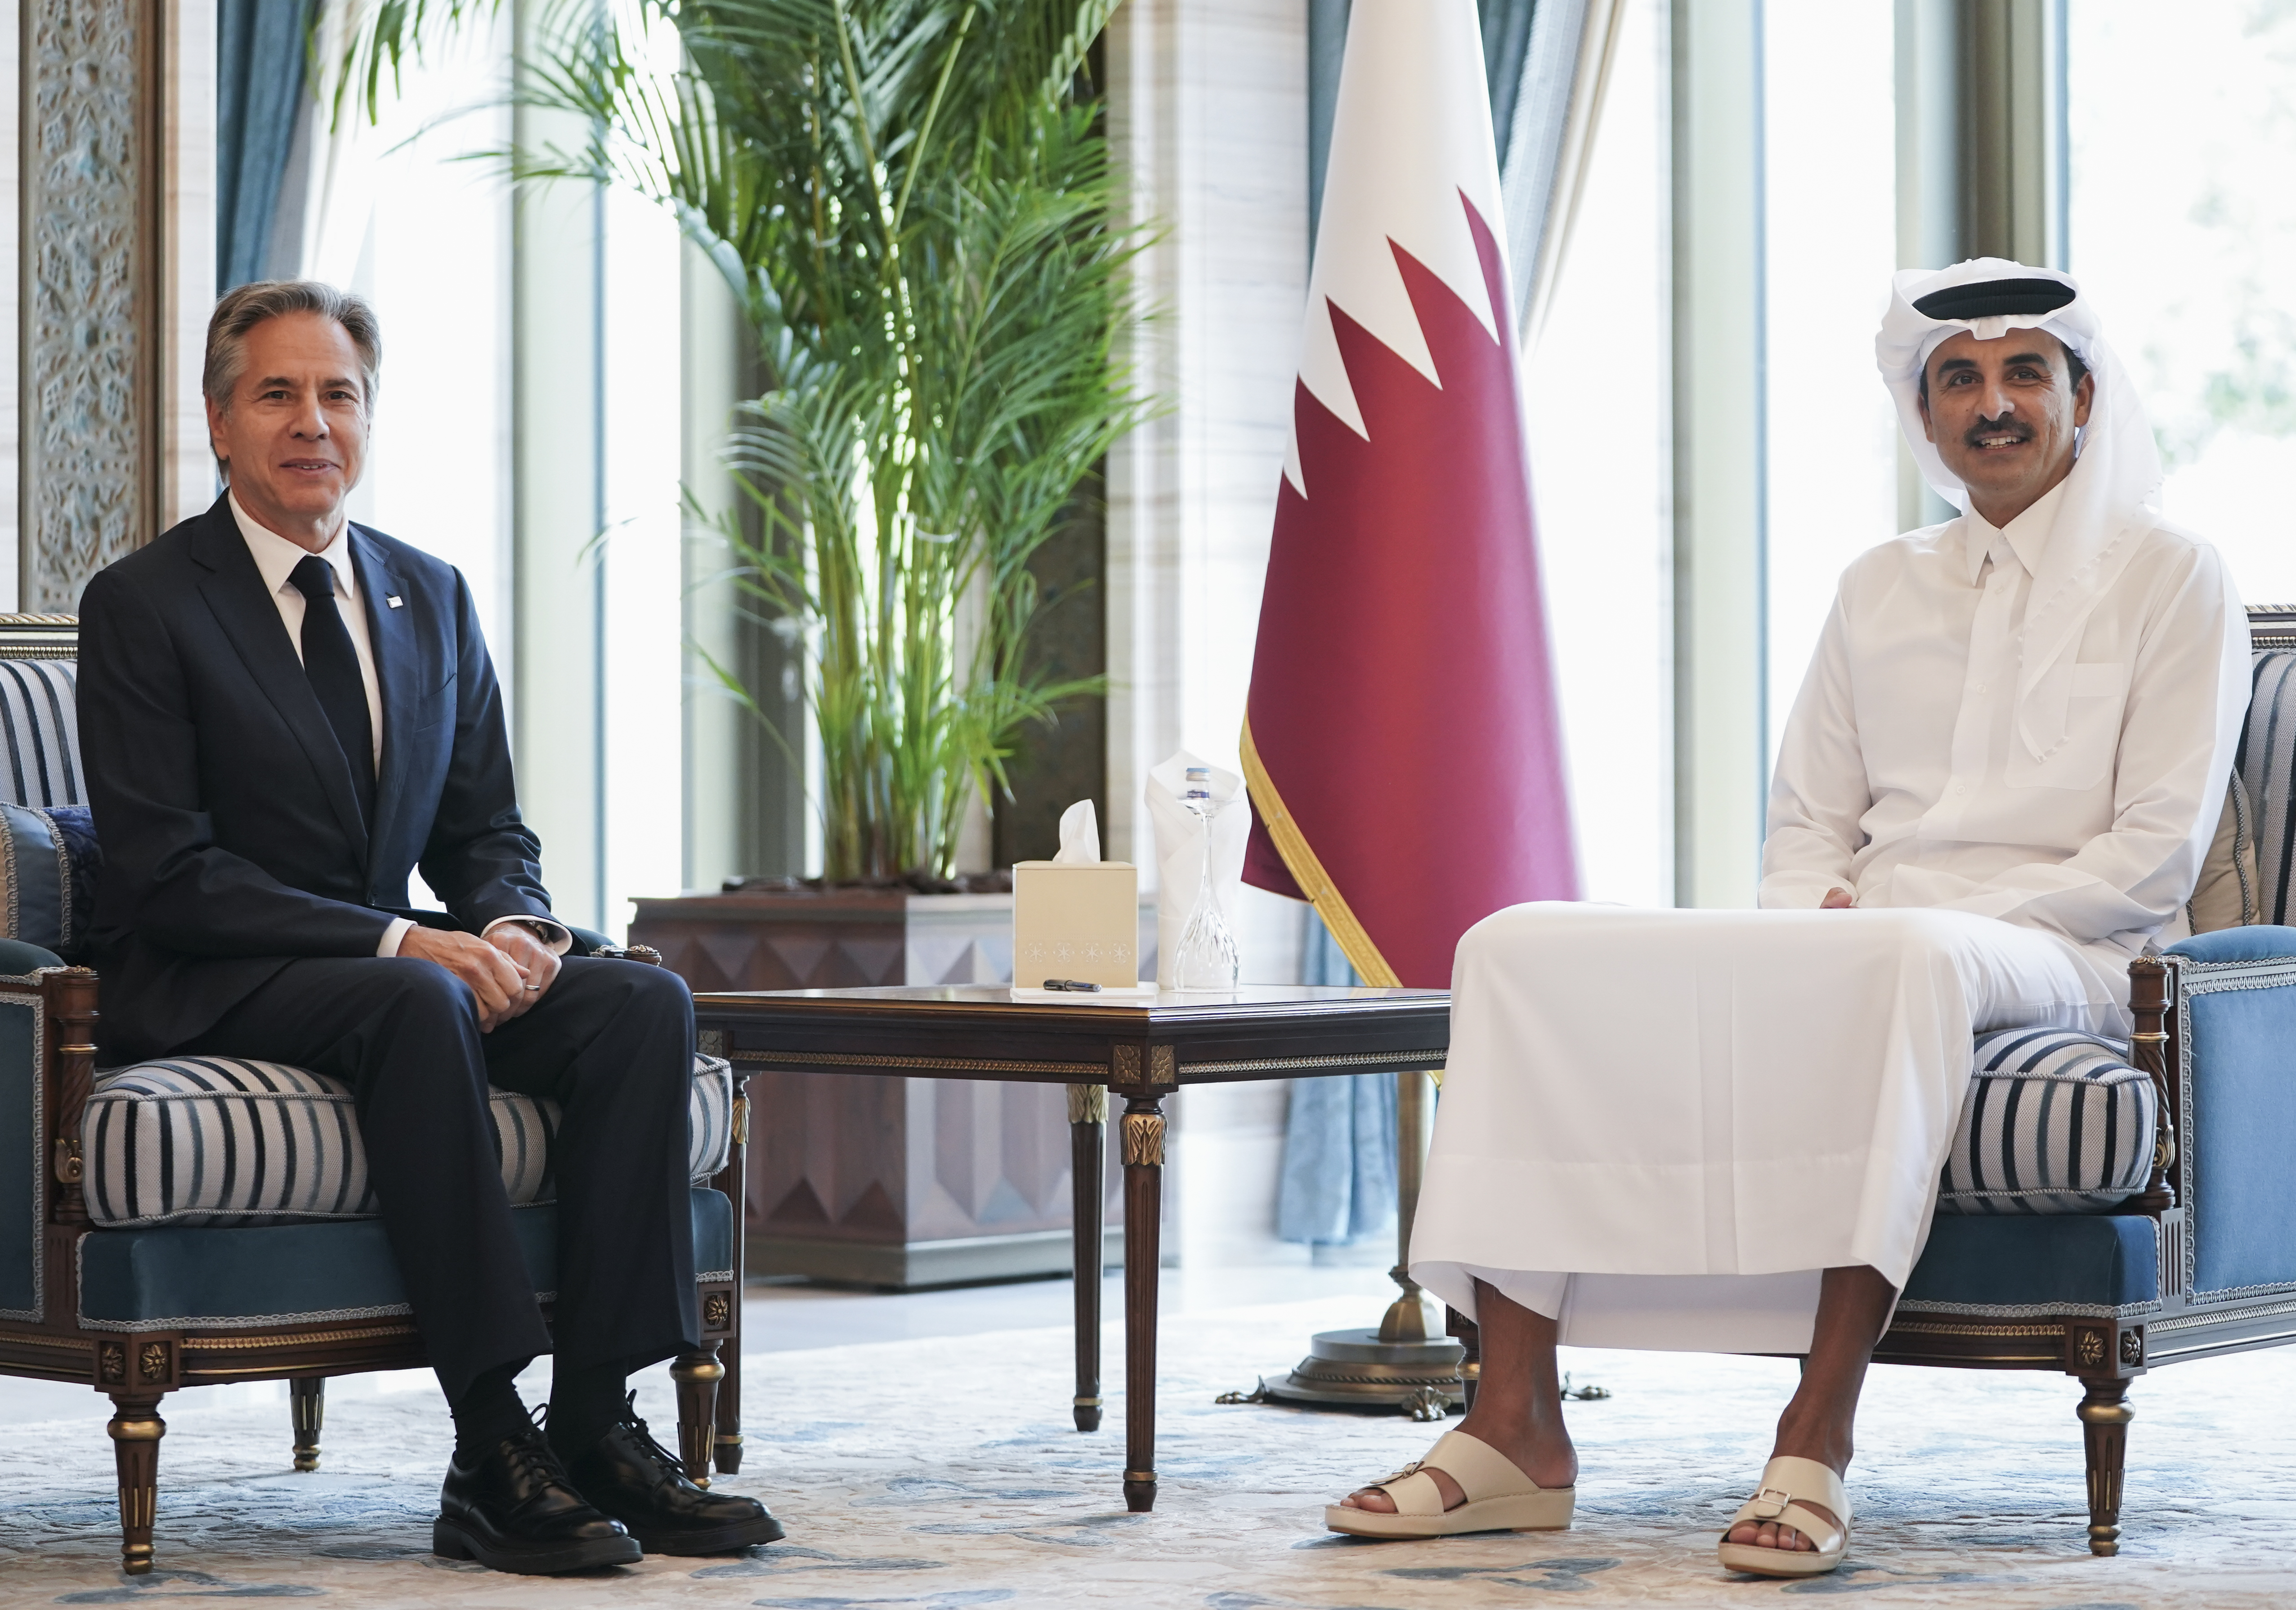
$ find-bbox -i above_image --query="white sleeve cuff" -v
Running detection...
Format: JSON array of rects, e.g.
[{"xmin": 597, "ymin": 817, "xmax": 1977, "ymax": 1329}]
[
  {"xmin": 482, "ymin": 915, "xmax": 574, "ymax": 956},
  {"xmin": 377, "ymin": 917, "xmax": 415, "ymax": 958}
]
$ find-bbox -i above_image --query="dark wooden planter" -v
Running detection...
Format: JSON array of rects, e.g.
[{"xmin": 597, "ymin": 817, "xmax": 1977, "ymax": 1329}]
[{"xmin": 630, "ymin": 889, "xmax": 1124, "ymax": 1288}]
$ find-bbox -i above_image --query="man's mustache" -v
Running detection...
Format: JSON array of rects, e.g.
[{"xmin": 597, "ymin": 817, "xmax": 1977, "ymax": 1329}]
[{"xmin": 1963, "ymin": 414, "xmax": 2034, "ymax": 448}]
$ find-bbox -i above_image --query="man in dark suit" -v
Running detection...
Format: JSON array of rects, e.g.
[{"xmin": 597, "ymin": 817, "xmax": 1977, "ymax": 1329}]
[{"xmin": 77, "ymin": 281, "xmax": 780, "ymax": 1574}]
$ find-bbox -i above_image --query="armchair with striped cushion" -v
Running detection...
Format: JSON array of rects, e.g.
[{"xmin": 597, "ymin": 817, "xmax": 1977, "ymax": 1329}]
[
  {"xmin": 1447, "ymin": 604, "xmax": 2296, "ymax": 1559},
  {"xmin": 0, "ymin": 615, "xmax": 755, "ymax": 1574}
]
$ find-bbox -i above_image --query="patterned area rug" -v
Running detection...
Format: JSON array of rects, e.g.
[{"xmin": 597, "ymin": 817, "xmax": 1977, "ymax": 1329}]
[{"xmin": 4, "ymin": 1293, "xmax": 2294, "ymax": 1607}]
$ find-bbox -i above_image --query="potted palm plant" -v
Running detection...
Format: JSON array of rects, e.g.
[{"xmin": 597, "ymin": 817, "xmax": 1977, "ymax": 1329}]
[
  {"xmin": 340, "ymin": 0, "xmax": 1152, "ymax": 1284},
  {"xmin": 344, "ymin": 0, "xmax": 1147, "ymax": 881}
]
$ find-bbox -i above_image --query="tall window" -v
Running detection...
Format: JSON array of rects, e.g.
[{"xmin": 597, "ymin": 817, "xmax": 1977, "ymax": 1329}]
[
  {"xmin": 330, "ymin": 26, "xmax": 516, "ymax": 679},
  {"xmin": 316, "ymin": 19, "xmax": 683, "ymax": 932},
  {"xmin": 2071, "ymin": 4, "xmax": 2296, "ymax": 605},
  {"xmin": 1526, "ymin": 0, "xmax": 1670, "ymax": 906},
  {"xmin": 1762, "ymin": 0, "xmax": 1899, "ymax": 762}
]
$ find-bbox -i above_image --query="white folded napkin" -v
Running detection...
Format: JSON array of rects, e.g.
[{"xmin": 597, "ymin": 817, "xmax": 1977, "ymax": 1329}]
[
  {"xmin": 1052, "ymin": 798, "xmax": 1102, "ymax": 864},
  {"xmin": 1146, "ymin": 750, "xmax": 1252, "ymax": 987}
]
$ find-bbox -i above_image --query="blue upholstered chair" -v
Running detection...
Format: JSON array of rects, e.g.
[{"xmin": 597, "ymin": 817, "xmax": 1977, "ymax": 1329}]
[
  {"xmin": 0, "ymin": 615, "xmax": 753, "ymax": 1574},
  {"xmin": 1872, "ymin": 604, "xmax": 2296, "ymax": 1555},
  {"xmin": 1451, "ymin": 604, "xmax": 2296, "ymax": 1558}
]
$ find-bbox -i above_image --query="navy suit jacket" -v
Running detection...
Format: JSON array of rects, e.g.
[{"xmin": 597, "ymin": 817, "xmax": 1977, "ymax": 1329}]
[{"xmin": 79, "ymin": 495, "xmax": 556, "ymax": 1060}]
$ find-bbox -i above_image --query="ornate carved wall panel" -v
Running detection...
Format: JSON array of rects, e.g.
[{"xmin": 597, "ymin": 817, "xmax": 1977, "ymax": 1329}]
[{"xmin": 22, "ymin": 0, "xmax": 164, "ymax": 610}]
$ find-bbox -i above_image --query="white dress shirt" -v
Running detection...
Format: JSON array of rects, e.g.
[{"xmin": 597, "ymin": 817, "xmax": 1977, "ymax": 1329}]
[
  {"xmin": 1759, "ymin": 483, "xmax": 2251, "ymax": 988},
  {"xmin": 230, "ymin": 494, "xmax": 384, "ymax": 765},
  {"xmin": 230, "ymin": 496, "xmax": 569, "ymax": 962}
]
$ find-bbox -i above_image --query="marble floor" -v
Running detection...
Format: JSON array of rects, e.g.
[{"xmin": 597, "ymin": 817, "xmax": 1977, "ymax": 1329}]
[{"xmin": 5, "ymin": 1267, "xmax": 2295, "ymax": 1607}]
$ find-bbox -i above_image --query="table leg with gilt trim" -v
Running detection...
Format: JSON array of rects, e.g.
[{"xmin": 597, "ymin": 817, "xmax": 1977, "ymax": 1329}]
[
  {"xmin": 1068, "ymin": 1082, "xmax": 1107, "ymax": 1433},
  {"xmin": 1121, "ymin": 1093, "xmax": 1165, "ymax": 1512},
  {"xmin": 714, "ymin": 1077, "xmax": 752, "ymax": 1476},
  {"xmin": 108, "ymin": 1394, "xmax": 167, "ymax": 1575}
]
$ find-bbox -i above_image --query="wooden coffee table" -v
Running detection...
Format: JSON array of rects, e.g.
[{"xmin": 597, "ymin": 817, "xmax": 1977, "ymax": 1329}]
[{"xmin": 692, "ymin": 984, "xmax": 1450, "ymax": 1512}]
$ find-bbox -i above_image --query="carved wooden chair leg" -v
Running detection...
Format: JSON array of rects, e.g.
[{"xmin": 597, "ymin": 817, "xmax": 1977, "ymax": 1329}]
[
  {"xmin": 107, "ymin": 1393, "xmax": 168, "ymax": 1576},
  {"xmin": 1446, "ymin": 1308, "xmax": 1481, "ymax": 1412},
  {"xmin": 290, "ymin": 1377, "xmax": 325, "ymax": 1472},
  {"xmin": 669, "ymin": 1345, "xmax": 724, "ymax": 1487},
  {"xmin": 714, "ymin": 1322, "xmax": 744, "ymax": 1475},
  {"xmin": 2077, "ymin": 1376, "xmax": 2134, "ymax": 1556}
]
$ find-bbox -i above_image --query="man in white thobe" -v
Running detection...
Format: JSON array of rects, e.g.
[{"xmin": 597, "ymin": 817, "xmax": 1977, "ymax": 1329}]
[{"xmin": 1329, "ymin": 261, "xmax": 2249, "ymax": 1577}]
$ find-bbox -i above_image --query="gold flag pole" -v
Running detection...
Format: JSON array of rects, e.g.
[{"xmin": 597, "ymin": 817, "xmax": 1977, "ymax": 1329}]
[
  {"xmin": 1381, "ymin": 1066, "xmax": 1437, "ymax": 1343},
  {"xmin": 1240, "ymin": 726, "xmax": 1465, "ymax": 1417},
  {"xmin": 1259, "ymin": 1065, "xmax": 1464, "ymax": 1418}
]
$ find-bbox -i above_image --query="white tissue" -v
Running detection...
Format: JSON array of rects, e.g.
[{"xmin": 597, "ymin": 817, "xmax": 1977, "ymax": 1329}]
[
  {"xmin": 1052, "ymin": 799, "xmax": 1102, "ymax": 864},
  {"xmin": 1146, "ymin": 750, "xmax": 1251, "ymax": 987}
]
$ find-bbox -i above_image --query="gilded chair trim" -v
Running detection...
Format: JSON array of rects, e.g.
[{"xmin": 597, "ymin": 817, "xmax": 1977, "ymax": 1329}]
[
  {"xmin": 76, "ymin": 1301, "xmax": 415, "ymax": 1334},
  {"xmin": 1896, "ymin": 1298, "xmax": 2158, "ymax": 1320}
]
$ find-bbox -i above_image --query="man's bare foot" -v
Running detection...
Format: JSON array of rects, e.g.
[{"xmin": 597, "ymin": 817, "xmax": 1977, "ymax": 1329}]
[{"xmin": 1338, "ymin": 1416, "xmax": 1577, "ymax": 1513}]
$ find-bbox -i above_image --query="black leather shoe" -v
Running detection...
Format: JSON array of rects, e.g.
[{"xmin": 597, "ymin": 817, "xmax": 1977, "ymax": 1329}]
[
  {"xmin": 564, "ymin": 1402, "xmax": 784, "ymax": 1555},
  {"xmin": 434, "ymin": 1425, "xmax": 644, "ymax": 1574}
]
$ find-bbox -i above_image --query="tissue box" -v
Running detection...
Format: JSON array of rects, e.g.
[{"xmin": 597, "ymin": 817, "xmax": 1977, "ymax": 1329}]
[{"xmin": 1013, "ymin": 860, "xmax": 1140, "ymax": 988}]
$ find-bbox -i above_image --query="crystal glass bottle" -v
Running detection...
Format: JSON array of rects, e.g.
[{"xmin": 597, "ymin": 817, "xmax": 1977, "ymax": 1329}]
[{"xmin": 1173, "ymin": 766, "xmax": 1240, "ymax": 990}]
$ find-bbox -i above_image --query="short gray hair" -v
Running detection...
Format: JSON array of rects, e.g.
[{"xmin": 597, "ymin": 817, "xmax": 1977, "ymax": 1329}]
[{"xmin": 203, "ymin": 280, "xmax": 383, "ymax": 416}]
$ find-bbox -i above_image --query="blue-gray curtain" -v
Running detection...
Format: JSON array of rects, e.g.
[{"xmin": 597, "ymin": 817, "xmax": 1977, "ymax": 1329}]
[
  {"xmin": 217, "ymin": 0, "xmax": 316, "ymax": 291},
  {"xmin": 1276, "ymin": 911, "xmax": 1397, "ymax": 1245},
  {"xmin": 1277, "ymin": 0, "xmax": 1552, "ymax": 1247}
]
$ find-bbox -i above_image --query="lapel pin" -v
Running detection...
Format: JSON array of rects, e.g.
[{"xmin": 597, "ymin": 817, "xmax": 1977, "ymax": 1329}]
[{"xmin": 386, "ymin": 595, "xmax": 403, "ymax": 609}]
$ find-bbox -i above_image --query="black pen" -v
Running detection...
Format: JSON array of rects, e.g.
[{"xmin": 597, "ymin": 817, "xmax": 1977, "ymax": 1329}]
[{"xmin": 1042, "ymin": 978, "xmax": 1102, "ymax": 992}]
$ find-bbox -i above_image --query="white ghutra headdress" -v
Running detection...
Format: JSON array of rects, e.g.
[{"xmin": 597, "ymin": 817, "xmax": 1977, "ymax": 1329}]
[{"xmin": 1875, "ymin": 259, "xmax": 2164, "ymax": 765}]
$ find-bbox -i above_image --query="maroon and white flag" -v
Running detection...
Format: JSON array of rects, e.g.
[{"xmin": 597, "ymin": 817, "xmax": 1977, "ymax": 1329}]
[{"xmin": 1241, "ymin": 0, "xmax": 1577, "ymax": 987}]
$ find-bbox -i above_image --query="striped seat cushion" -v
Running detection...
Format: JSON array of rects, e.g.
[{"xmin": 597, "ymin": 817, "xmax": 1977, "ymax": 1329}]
[
  {"xmin": 0, "ymin": 800, "xmax": 96, "ymax": 957},
  {"xmin": 0, "ymin": 658, "xmax": 81, "ymax": 808},
  {"xmin": 1937, "ymin": 1029, "xmax": 2158, "ymax": 1216},
  {"xmin": 490, "ymin": 1054, "xmax": 738, "ymax": 1203},
  {"xmin": 86, "ymin": 1053, "xmax": 738, "ymax": 1229}
]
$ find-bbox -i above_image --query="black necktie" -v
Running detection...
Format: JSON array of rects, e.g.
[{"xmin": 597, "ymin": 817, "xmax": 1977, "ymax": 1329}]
[{"xmin": 289, "ymin": 555, "xmax": 376, "ymax": 826}]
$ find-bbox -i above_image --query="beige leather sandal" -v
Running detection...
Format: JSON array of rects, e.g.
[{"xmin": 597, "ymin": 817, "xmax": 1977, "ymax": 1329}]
[
  {"xmin": 1324, "ymin": 1429, "xmax": 1575, "ymax": 1538},
  {"xmin": 1715, "ymin": 1455, "xmax": 1850, "ymax": 1578}
]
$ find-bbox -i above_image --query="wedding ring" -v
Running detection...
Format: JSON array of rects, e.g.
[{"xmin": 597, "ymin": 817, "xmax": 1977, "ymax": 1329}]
[{"xmin": 524, "ymin": 984, "xmax": 542, "ymax": 992}]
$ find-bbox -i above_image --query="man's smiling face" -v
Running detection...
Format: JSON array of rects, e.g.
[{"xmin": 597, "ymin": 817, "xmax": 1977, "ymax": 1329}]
[
  {"xmin": 206, "ymin": 310, "xmax": 371, "ymax": 549},
  {"xmin": 1918, "ymin": 327, "xmax": 2095, "ymax": 528}
]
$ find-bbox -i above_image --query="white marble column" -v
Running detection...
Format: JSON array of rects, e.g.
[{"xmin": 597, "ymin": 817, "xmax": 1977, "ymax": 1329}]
[
  {"xmin": 1105, "ymin": 0, "xmax": 1314, "ymax": 1266},
  {"xmin": 1669, "ymin": 0, "xmax": 1766, "ymax": 908},
  {"xmin": 1105, "ymin": 0, "xmax": 1309, "ymax": 984}
]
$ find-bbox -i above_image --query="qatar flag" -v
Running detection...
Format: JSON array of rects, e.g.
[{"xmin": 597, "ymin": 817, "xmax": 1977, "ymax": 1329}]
[{"xmin": 1241, "ymin": 0, "xmax": 1577, "ymax": 988}]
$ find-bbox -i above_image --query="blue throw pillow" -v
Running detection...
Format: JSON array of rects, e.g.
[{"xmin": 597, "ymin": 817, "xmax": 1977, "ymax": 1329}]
[
  {"xmin": 0, "ymin": 801, "xmax": 97, "ymax": 962},
  {"xmin": 45, "ymin": 805, "xmax": 99, "ymax": 961}
]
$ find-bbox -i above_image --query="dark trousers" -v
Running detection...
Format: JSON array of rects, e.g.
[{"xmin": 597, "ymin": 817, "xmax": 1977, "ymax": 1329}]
[{"xmin": 182, "ymin": 954, "xmax": 699, "ymax": 1403}]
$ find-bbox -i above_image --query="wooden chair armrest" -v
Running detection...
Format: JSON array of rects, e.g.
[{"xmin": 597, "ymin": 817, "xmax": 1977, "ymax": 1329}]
[
  {"xmin": 39, "ymin": 966, "xmax": 99, "ymax": 1225},
  {"xmin": 2125, "ymin": 955, "xmax": 2180, "ymax": 1212}
]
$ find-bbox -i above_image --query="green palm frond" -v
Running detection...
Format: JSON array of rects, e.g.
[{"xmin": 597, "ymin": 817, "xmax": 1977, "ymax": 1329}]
[
  {"xmin": 320, "ymin": 0, "xmax": 512, "ymax": 127},
  {"xmin": 354, "ymin": 0, "xmax": 1156, "ymax": 879}
]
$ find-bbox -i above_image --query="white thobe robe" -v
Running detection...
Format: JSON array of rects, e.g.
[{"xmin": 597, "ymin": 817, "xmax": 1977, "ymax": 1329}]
[{"xmin": 1410, "ymin": 487, "xmax": 2248, "ymax": 1354}]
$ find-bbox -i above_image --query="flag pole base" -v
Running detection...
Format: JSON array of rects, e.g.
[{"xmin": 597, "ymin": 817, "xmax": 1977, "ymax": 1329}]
[
  {"xmin": 1260, "ymin": 1327, "xmax": 1466, "ymax": 1419},
  {"xmin": 1259, "ymin": 1070, "xmax": 1462, "ymax": 1417}
]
